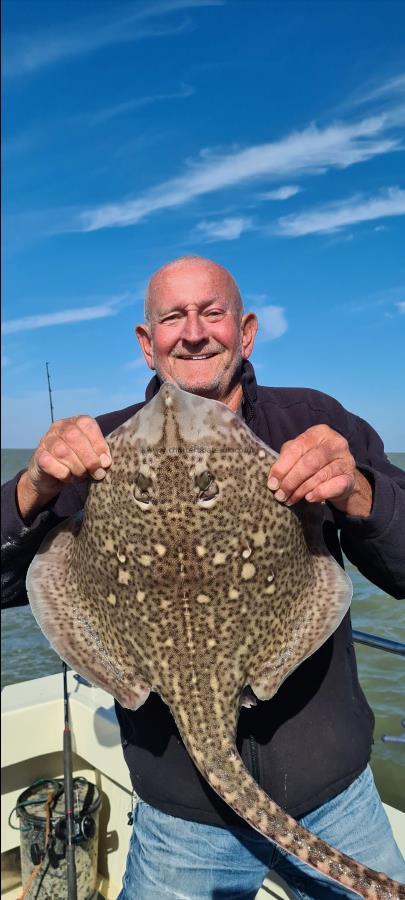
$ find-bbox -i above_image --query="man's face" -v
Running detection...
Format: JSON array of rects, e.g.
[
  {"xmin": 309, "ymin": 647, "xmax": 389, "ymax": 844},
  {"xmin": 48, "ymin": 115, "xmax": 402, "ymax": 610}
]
[{"xmin": 136, "ymin": 261, "xmax": 257, "ymax": 406}]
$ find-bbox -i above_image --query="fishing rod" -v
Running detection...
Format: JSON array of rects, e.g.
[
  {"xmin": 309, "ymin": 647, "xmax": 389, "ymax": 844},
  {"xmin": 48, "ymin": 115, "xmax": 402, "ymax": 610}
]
[{"xmin": 45, "ymin": 362, "xmax": 77, "ymax": 900}]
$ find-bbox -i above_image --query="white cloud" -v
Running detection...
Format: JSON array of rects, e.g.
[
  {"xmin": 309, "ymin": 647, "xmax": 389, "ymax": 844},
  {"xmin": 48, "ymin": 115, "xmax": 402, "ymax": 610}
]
[
  {"xmin": 124, "ymin": 356, "xmax": 148, "ymax": 370},
  {"xmin": 397, "ymin": 302, "xmax": 405, "ymax": 314},
  {"xmin": 88, "ymin": 83, "xmax": 194, "ymax": 125},
  {"xmin": 259, "ymin": 185, "xmax": 302, "ymax": 201},
  {"xmin": 253, "ymin": 306, "xmax": 288, "ymax": 340},
  {"xmin": 77, "ymin": 114, "xmax": 400, "ymax": 232},
  {"xmin": 3, "ymin": 131, "xmax": 40, "ymax": 157},
  {"xmin": 4, "ymin": 0, "xmax": 222, "ymax": 78},
  {"xmin": 2, "ymin": 294, "xmax": 128, "ymax": 335},
  {"xmin": 195, "ymin": 216, "xmax": 253, "ymax": 241},
  {"xmin": 246, "ymin": 293, "xmax": 269, "ymax": 305},
  {"xmin": 276, "ymin": 187, "xmax": 405, "ymax": 237},
  {"xmin": 352, "ymin": 73, "xmax": 405, "ymax": 107}
]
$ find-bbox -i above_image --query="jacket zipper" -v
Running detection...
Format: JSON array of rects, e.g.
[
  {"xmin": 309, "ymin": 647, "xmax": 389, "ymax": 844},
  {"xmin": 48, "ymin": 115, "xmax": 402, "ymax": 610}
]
[{"xmin": 249, "ymin": 735, "xmax": 260, "ymax": 783}]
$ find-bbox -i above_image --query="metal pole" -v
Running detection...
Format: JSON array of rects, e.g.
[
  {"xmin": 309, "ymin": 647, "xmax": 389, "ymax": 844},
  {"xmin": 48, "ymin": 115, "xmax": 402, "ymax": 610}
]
[
  {"xmin": 45, "ymin": 362, "xmax": 54, "ymax": 424},
  {"xmin": 45, "ymin": 363, "xmax": 77, "ymax": 900},
  {"xmin": 63, "ymin": 665, "xmax": 77, "ymax": 900},
  {"xmin": 352, "ymin": 629, "xmax": 405, "ymax": 657}
]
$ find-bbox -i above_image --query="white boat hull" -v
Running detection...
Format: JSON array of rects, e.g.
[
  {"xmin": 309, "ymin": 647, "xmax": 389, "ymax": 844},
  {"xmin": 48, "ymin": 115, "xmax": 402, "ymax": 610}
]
[{"xmin": 2, "ymin": 673, "xmax": 404, "ymax": 899}]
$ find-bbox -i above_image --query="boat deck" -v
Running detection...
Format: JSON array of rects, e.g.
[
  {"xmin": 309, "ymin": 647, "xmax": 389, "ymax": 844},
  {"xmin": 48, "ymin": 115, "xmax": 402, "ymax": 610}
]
[{"xmin": 2, "ymin": 673, "xmax": 404, "ymax": 899}]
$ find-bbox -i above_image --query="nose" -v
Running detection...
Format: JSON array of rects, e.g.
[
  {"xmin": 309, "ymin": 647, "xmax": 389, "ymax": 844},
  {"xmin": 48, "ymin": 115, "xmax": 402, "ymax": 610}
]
[{"xmin": 181, "ymin": 310, "xmax": 208, "ymax": 344}]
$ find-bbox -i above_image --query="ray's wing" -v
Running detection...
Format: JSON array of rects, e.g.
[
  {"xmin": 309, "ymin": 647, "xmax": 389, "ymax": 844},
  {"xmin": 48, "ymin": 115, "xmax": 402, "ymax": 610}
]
[
  {"xmin": 244, "ymin": 495, "xmax": 352, "ymax": 702},
  {"xmin": 27, "ymin": 518, "xmax": 151, "ymax": 710}
]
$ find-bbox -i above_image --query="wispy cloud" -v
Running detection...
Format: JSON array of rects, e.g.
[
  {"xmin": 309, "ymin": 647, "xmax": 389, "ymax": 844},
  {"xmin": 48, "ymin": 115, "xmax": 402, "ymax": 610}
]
[
  {"xmin": 2, "ymin": 294, "xmax": 128, "ymax": 335},
  {"xmin": 88, "ymin": 83, "xmax": 194, "ymax": 126},
  {"xmin": 275, "ymin": 187, "xmax": 405, "ymax": 237},
  {"xmin": 350, "ymin": 72, "xmax": 405, "ymax": 107},
  {"xmin": 246, "ymin": 293, "xmax": 269, "ymax": 305},
  {"xmin": 123, "ymin": 356, "xmax": 148, "ymax": 370},
  {"xmin": 259, "ymin": 185, "xmax": 302, "ymax": 201},
  {"xmin": 253, "ymin": 305, "xmax": 288, "ymax": 341},
  {"xmin": 77, "ymin": 114, "xmax": 401, "ymax": 232},
  {"xmin": 4, "ymin": 0, "xmax": 222, "ymax": 78},
  {"xmin": 3, "ymin": 131, "xmax": 40, "ymax": 157},
  {"xmin": 343, "ymin": 284, "xmax": 405, "ymax": 315},
  {"xmin": 398, "ymin": 302, "xmax": 405, "ymax": 314},
  {"xmin": 195, "ymin": 216, "xmax": 253, "ymax": 241}
]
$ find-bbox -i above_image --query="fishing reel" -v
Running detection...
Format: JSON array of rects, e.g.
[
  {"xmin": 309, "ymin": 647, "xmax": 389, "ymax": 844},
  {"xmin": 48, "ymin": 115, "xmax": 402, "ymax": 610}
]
[
  {"xmin": 54, "ymin": 810, "xmax": 97, "ymax": 844},
  {"xmin": 28, "ymin": 778, "xmax": 97, "ymax": 871},
  {"xmin": 54, "ymin": 777, "xmax": 97, "ymax": 845},
  {"xmin": 30, "ymin": 812, "xmax": 96, "ymax": 868},
  {"xmin": 30, "ymin": 811, "xmax": 96, "ymax": 873}
]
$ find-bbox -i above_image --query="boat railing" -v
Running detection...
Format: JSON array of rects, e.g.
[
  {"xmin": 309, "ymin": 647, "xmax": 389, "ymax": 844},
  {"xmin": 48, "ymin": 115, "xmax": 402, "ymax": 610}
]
[
  {"xmin": 352, "ymin": 630, "xmax": 405, "ymax": 657},
  {"xmin": 352, "ymin": 630, "xmax": 405, "ymax": 745}
]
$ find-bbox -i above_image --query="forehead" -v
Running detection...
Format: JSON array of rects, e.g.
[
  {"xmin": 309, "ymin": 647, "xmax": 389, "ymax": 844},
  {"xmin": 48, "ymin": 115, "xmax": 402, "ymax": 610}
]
[{"xmin": 148, "ymin": 263, "xmax": 238, "ymax": 316}]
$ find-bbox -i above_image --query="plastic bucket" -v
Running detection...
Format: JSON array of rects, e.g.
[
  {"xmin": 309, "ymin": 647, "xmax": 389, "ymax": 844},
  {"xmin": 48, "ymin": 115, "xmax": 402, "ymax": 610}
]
[{"xmin": 17, "ymin": 777, "xmax": 101, "ymax": 899}]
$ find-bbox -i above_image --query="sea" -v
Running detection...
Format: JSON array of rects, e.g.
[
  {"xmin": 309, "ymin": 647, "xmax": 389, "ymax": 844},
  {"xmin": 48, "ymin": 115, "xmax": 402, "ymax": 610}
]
[{"xmin": 2, "ymin": 449, "xmax": 404, "ymax": 812}]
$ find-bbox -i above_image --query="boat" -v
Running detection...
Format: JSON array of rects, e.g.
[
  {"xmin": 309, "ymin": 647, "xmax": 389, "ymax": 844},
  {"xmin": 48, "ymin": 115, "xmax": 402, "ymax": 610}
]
[{"xmin": 2, "ymin": 630, "xmax": 404, "ymax": 899}]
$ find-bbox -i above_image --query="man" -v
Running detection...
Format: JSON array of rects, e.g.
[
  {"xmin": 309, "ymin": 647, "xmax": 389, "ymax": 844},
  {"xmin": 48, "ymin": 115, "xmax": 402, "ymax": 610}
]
[{"xmin": 2, "ymin": 256, "xmax": 405, "ymax": 899}]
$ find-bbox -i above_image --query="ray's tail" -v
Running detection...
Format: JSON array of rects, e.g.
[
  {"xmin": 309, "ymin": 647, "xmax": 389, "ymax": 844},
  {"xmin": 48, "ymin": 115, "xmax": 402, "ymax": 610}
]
[{"xmin": 178, "ymin": 723, "xmax": 405, "ymax": 900}]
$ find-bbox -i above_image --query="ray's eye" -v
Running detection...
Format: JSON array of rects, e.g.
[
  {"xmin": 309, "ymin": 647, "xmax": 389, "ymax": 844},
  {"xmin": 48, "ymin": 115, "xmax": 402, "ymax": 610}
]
[
  {"xmin": 195, "ymin": 471, "xmax": 219, "ymax": 502},
  {"xmin": 134, "ymin": 472, "xmax": 153, "ymax": 506}
]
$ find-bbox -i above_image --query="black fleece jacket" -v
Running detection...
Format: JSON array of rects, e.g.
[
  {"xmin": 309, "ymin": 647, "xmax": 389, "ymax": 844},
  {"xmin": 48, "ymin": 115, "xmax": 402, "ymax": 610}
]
[{"xmin": 2, "ymin": 362, "xmax": 404, "ymax": 826}]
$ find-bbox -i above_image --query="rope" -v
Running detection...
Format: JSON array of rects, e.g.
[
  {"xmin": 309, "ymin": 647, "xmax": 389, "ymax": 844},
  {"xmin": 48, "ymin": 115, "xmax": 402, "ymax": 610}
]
[
  {"xmin": 8, "ymin": 779, "xmax": 62, "ymax": 832},
  {"xmin": 17, "ymin": 790, "xmax": 55, "ymax": 900}
]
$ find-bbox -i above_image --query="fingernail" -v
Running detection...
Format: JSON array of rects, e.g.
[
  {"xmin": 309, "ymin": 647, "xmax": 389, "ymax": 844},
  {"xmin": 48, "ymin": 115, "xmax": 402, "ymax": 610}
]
[
  {"xmin": 93, "ymin": 468, "xmax": 106, "ymax": 480},
  {"xmin": 268, "ymin": 477, "xmax": 279, "ymax": 491},
  {"xmin": 275, "ymin": 489, "xmax": 286, "ymax": 502},
  {"xmin": 306, "ymin": 492, "xmax": 314, "ymax": 501},
  {"xmin": 100, "ymin": 453, "xmax": 111, "ymax": 467}
]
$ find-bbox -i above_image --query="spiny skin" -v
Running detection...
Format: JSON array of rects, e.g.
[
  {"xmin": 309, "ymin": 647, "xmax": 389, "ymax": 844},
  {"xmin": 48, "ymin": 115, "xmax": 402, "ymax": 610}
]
[{"xmin": 27, "ymin": 384, "xmax": 405, "ymax": 900}]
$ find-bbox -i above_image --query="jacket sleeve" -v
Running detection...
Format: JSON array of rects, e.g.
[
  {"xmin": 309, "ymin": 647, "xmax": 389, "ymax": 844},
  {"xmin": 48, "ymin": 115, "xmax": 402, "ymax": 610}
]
[
  {"xmin": 1, "ymin": 472, "xmax": 87, "ymax": 609},
  {"xmin": 333, "ymin": 415, "xmax": 405, "ymax": 600}
]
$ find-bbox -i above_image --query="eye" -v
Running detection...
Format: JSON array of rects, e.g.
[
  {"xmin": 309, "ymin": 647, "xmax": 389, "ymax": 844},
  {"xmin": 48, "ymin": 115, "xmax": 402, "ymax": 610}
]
[
  {"xmin": 134, "ymin": 472, "xmax": 153, "ymax": 507},
  {"xmin": 205, "ymin": 309, "xmax": 223, "ymax": 319},
  {"xmin": 195, "ymin": 471, "xmax": 219, "ymax": 502},
  {"xmin": 161, "ymin": 312, "xmax": 182, "ymax": 324}
]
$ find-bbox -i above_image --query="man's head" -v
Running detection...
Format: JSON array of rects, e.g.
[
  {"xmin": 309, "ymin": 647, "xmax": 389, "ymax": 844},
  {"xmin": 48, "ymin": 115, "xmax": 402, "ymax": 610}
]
[{"xmin": 136, "ymin": 256, "xmax": 257, "ymax": 411}]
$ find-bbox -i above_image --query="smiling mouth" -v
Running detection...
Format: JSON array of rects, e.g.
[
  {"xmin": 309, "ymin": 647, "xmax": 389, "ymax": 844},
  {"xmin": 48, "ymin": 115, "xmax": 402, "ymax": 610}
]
[{"xmin": 177, "ymin": 353, "xmax": 218, "ymax": 360}]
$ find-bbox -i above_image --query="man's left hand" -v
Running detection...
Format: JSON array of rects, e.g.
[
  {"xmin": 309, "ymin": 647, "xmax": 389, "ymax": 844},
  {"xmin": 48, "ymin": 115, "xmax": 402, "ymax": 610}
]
[{"xmin": 268, "ymin": 425, "xmax": 372, "ymax": 517}]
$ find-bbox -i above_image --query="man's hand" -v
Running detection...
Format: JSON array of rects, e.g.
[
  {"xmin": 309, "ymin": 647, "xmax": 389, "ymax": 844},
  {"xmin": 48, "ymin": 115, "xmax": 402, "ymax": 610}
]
[
  {"xmin": 268, "ymin": 425, "xmax": 372, "ymax": 517},
  {"xmin": 17, "ymin": 415, "xmax": 112, "ymax": 523}
]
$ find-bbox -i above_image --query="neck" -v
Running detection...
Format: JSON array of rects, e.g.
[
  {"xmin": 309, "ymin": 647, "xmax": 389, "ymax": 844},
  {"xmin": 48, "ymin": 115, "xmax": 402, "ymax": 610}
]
[{"xmin": 221, "ymin": 382, "xmax": 243, "ymax": 412}]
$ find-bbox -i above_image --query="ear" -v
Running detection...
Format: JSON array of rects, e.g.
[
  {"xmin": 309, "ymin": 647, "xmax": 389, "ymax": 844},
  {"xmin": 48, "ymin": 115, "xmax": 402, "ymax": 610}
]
[
  {"xmin": 241, "ymin": 312, "xmax": 258, "ymax": 360},
  {"xmin": 135, "ymin": 324, "xmax": 154, "ymax": 370}
]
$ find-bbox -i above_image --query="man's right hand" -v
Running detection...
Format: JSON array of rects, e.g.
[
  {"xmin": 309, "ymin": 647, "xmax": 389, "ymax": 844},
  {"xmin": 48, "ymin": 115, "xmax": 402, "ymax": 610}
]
[{"xmin": 16, "ymin": 415, "xmax": 112, "ymax": 523}]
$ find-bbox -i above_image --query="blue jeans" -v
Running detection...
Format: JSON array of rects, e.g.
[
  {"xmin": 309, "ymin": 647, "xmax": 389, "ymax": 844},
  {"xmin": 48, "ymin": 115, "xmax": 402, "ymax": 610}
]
[{"xmin": 117, "ymin": 766, "xmax": 405, "ymax": 899}]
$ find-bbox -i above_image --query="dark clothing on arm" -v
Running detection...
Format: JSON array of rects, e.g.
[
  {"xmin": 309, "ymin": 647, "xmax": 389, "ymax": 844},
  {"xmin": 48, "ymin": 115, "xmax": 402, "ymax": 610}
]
[{"xmin": 2, "ymin": 361, "xmax": 404, "ymax": 827}]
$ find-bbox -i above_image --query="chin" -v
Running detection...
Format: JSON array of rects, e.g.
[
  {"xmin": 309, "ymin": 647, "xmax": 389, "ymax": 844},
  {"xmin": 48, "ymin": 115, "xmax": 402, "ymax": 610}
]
[
  {"xmin": 173, "ymin": 378, "xmax": 221, "ymax": 397},
  {"xmin": 165, "ymin": 363, "xmax": 223, "ymax": 396}
]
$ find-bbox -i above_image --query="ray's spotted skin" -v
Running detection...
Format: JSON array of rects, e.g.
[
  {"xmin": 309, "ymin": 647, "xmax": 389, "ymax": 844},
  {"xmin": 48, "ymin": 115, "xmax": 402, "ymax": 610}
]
[{"xmin": 27, "ymin": 384, "xmax": 405, "ymax": 899}]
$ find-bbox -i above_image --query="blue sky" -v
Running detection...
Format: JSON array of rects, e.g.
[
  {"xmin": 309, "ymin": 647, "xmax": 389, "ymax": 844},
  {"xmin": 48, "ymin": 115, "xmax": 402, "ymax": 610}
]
[{"xmin": 2, "ymin": 0, "xmax": 405, "ymax": 449}]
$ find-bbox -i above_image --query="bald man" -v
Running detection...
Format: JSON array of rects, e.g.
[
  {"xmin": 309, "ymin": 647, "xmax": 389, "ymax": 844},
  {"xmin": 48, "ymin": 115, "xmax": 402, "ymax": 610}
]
[{"xmin": 2, "ymin": 256, "xmax": 405, "ymax": 899}]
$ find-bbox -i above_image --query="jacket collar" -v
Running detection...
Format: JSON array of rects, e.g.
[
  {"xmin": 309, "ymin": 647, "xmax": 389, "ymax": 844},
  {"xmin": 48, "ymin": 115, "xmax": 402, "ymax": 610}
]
[{"xmin": 144, "ymin": 360, "xmax": 258, "ymax": 420}]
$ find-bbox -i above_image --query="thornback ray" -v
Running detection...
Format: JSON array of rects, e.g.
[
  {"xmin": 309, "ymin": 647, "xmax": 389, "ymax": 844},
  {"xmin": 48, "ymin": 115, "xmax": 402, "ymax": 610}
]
[{"xmin": 27, "ymin": 383, "xmax": 405, "ymax": 900}]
